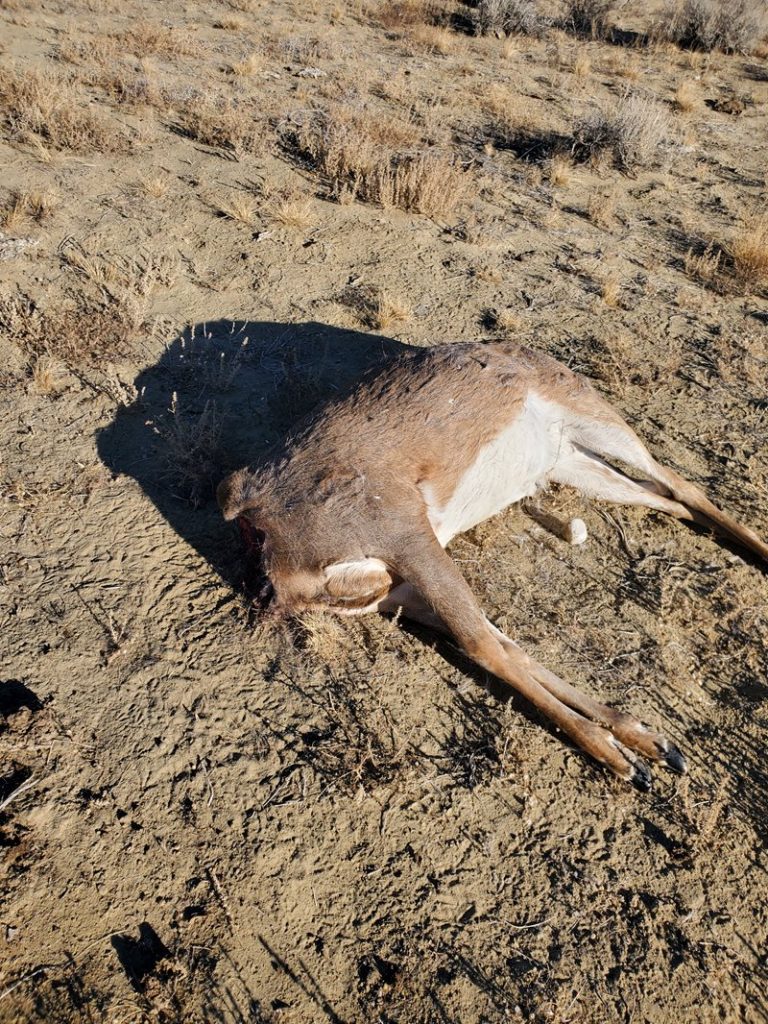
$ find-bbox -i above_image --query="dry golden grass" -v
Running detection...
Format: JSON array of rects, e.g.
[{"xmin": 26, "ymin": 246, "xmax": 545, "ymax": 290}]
[
  {"xmin": 115, "ymin": 21, "xmax": 200, "ymax": 58},
  {"xmin": 31, "ymin": 356, "xmax": 62, "ymax": 395},
  {"xmin": 135, "ymin": 173, "xmax": 170, "ymax": 199},
  {"xmin": 342, "ymin": 285, "xmax": 412, "ymax": 329},
  {"xmin": 599, "ymin": 273, "xmax": 621, "ymax": 307},
  {"xmin": 175, "ymin": 94, "xmax": 262, "ymax": 155},
  {"xmin": 0, "ymin": 66, "xmax": 125, "ymax": 152},
  {"xmin": 230, "ymin": 51, "xmax": 265, "ymax": 76},
  {"xmin": 674, "ymin": 80, "xmax": 698, "ymax": 112},
  {"xmin": 287, "ymin": 106, "xmax": 470, "ymax": 218},
  {"xmin": 729, "ymin": 216, "xmax": 768, "ymax": 291},
  {"xmin": 214, "ymin": 15, "xmax": 246, "ymax": 30},
  {"xmin": 587, "ymin": 191, "xmax": 616, "ymax": 229},
  {"xmin": 548, "ymin": 153, "xmax": 572, "ymax": 185},
  {"xmin": 216, "ymin": 193, "xmax": 259, "ymax": 226},
  {"xmin": 683, "ymin": 244, "xmax": 721, "ymax": 285},
  {"xmin": 409, "ymin": 24, "xmax": 457, "ymax": 54},
  {"xmin": 372, "ymin": 290, "xmax": 411, "ymax": 329},
  {"xmin": 1, "ymin": 188, "xmax": 58, "ymax": 228},
  {"xmin": 572, "ymin": 52, "xmax": 592, "ymax": 77},
  {"xmin": 269, "ymin": 193, "xmax": 315, "ymax": 229},
  {"xmin": 376, "ymin": 0, "xmax": 439, "ymax": 30}
]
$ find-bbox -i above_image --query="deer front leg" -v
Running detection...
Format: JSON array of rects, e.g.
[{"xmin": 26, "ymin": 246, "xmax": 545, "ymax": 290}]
[{"xmin": 391, "ymin": 528, "xmax": 682, "ymax": 788}]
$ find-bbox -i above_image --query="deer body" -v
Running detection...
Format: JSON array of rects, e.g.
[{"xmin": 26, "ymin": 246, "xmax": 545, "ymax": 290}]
[{"xmin": 218, "ymin": 342, "xmax": 768, "ymax": 788}]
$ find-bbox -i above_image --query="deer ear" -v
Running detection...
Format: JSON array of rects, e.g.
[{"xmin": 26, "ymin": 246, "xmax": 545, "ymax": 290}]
[
  {"xmin": 217, "ymin": 470, "xmax": 254, "ymax": 521},
  {"xmin": 324, "ymin": 559, "xmax": 393, "ymax": 599}
]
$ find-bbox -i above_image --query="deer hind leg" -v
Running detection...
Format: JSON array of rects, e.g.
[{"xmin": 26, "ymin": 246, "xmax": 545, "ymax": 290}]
[{"xmin": 551, "ymin": 444, "xmax": 694, "ymax": 520}]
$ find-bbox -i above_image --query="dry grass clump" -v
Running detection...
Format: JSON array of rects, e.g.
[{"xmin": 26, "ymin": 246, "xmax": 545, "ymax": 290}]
[
  {"xmin": 547, "ymin": 153, "xmax": 572, "ymax": 185},
  {"xmin": 114, "ymin": 21, "xmax": 199, "ymax": 58},
  {"xmin": 561, "ymin": 0, "xmax": 613, "ymax": 38},
  {"xmin": 473, "ymin": 0, "xmax": 548, "ymax": 38},
  {"xmin": 0, "ymin": 67, "xmax": 125, "ymax": 153},
  {"xmin": 341, "ymin": 285, "xmax": 412, "ymax": 329},
  {"xmin": 653, "ymin": 0, "xmax": 765, "ymax": 54},
  {"xmin": 587, "ymin": 190, "xmax": 617, "ymax": 228},
  {"xmin": 573, "ymin": 92, "xmax": 677, "ymax": 170},
  {"xmin": 1, "ymin": 188, "xmax": 58, "ymax": 228},
  {"xmin": 230, "ymin": 51, "xmax": 265, "ymax": 76},
  {"xmin": 285, "ymin": 107, "xmax": 470, "ymax": 218},
  {"xmin": 409, "ymin": 24, "xmax": 457, "ymax": 53},
  {"xmin": 216, "ymin": 193, "xmax": 259, "ymax": 226},
  {"xmin": 728, "ymin": 215, "xmax": 768, "ymax": 291},
  {"xmin": 174, "ymin": 93, "xmax": 261, "ymax": 155},
  {"xmin": 0, "ymin": 291, "xmax": 143, "ymax": 367},
  {"xmin": 268, "ymin": 192, "xmax": 315, "ymax": 228},
  {"xmin": 674, "ymin": 79, "xmax": 698, "ymax": 111},
  {"xmin": 683, "ymin": 244, "xmax": 721, "ymax": 285}
]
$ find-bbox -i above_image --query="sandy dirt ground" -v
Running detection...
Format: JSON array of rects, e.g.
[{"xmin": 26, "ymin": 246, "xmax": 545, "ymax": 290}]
[{"xmin": 1, "ymin": 0, "xmax": 768, "ymax": 1021}]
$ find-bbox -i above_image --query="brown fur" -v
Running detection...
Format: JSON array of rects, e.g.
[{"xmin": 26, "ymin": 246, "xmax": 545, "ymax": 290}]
[{"xmin": 218, "ymin": 341, "xmax": 768, "ymax": 787}]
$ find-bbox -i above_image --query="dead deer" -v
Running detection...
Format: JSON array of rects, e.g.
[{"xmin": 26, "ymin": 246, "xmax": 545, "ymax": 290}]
[{"xmin": 218, "ymin": 342, "xmax": 768, "ymax": 788}]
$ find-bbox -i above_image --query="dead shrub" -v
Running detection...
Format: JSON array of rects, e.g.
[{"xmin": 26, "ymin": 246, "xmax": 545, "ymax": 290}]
[
  {"xmin": 0, "ymin": 66, "xmax": 125, "ymax": 152},
  {"xmin": 0, "ymin": 291, "xmax": 142, "ymax": 367},
  {"xmin": 653, "ymin": 0, "xmax": 765, "ymax": 54},
  {"xmin": 473, "ymin": 0, "xmax": 548, "ymax": 38},
  {"xmin": 573, "ymin": 92, "xmax": 677, "ymax": 170},
  {"xmin": 1, "ymin": 188, "xmax": 58, "ymax": 228}
]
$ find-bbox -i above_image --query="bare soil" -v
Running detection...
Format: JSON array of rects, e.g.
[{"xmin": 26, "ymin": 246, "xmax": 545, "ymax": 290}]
[{"xmin": 1, "ymin": 1, "xmax": 768, "ymax": 1022}]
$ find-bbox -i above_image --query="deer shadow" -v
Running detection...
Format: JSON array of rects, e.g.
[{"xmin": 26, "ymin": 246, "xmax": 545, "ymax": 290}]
[{"xmin": 97, "ymin": 320, "xmax": 407, "ymax": 589}]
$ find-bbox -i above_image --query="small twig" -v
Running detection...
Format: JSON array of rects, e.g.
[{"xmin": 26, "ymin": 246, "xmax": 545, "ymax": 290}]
[{"xmin": 0, "ymin": 774, "xmax": 36, "ymax": 813}]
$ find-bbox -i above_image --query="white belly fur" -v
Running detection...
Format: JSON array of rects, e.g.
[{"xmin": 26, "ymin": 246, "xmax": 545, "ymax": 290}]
[{"xmin": 422, "ymin": 392, "xmax": 568, "ymax": 546}]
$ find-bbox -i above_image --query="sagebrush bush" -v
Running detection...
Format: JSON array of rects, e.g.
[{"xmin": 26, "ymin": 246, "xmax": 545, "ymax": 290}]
[
  {"xmin": 654, "ymin": 0, "xmax": 766, "ymax": 54},
  {"xmin": 561, "ymin": 0, "xmax": 613, "ymax": 38},
  {"xmin": 574, "ymin": 93, "xmax": 677, "ymax": 170},
  {"xmin": 473, "ymin": 0, "xmax": 548, "ymax": 37}
]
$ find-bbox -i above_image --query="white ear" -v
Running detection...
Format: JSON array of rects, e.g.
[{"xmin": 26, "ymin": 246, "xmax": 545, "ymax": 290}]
[{"xmin": 324, "ymin": 558, "xmax": 391, "ymax": 598}]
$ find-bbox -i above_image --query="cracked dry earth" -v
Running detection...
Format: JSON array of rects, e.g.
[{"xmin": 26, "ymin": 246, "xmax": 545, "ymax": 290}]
[{"xmin": 1, "ymin": 0, "xmax": 768, "ymax": 1021}]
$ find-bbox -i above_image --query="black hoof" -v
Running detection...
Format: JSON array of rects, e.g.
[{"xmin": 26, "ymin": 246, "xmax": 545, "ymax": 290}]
[
  {"xmin": 631, "ymin": 759, "xmax": 653, "ymax": 792},
  {"xmin": 663, "ymin": 743, "xmax": 687, "ymax": 774}
]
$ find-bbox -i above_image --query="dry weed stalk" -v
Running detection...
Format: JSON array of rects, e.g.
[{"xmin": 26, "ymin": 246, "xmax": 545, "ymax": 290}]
[
  {"xmin": 0, "ymin": 291, "xmax": 142, "ymax": 366},
  {"xmin": 157, "ymin": 394, "xmax": 223, "ymax": 507}
]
